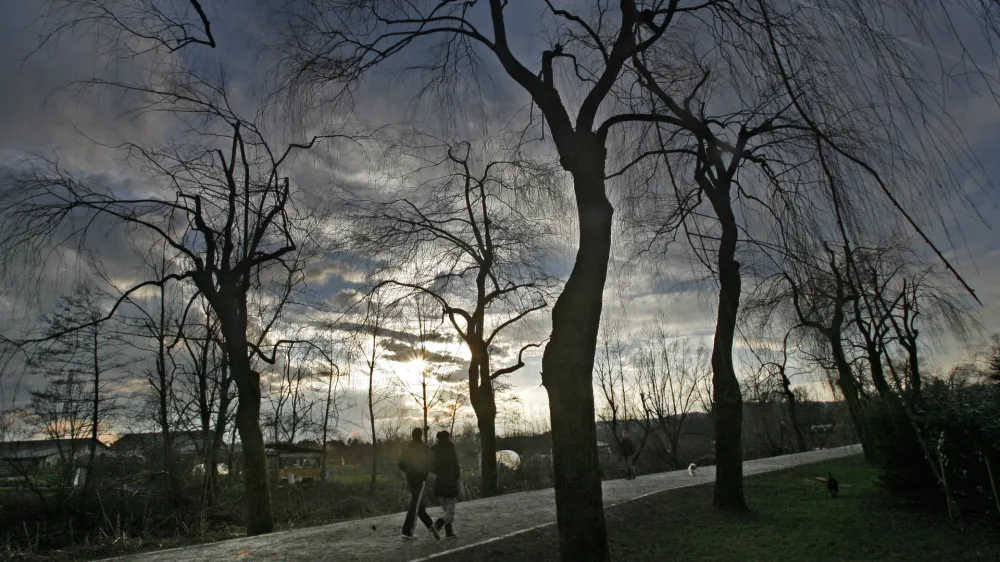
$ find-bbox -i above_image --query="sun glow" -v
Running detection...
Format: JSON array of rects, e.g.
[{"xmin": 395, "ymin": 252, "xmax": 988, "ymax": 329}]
[{"xmin": 408, "ymin": 358, "xmax": 428, "ymax": 378}]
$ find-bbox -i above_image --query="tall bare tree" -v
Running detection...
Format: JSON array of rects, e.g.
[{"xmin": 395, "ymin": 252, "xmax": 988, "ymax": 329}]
[
  {"xmin": 635, "ymin": 328, "xmax": 708, "ymax": 469},
  {"xmin": 278, "ymin": 4, "xmax": 999, "ymax": 547},
  {"xmin": 595, "ymin": 319, "xmax": 638, "ymax": 458},
  {"xmin": 347, "ymin": 141, "xmax": 549, "ymax": 496},
  {"xmin": 277, "ymin": 2, "xmax": 720, "ymax": 553},
  {"xmin": 0, "ymin": 103, "xmax": 338, "ymax": 535},
  {"xmin": 748, "ymin": 329, "xmax": 807, "ymax": 453},
  {"xmin": 179, "ymin": 298, "xmax": 234, "ymax": 504},
  {"xmin": 353, "ymin": 288, "xmax": 400, "ymax": 495},
  {"xmin": 28, "ymin": 285, "xmax": 122, "ymax": 493},
  {"xmin": 318, "ymin": 332, "xmax": 346, "ymax": 482},
  {"xmin": 398, "ymin": 295, "xmax": 452, "ymax": 444},
  {"xmin": 2, "ymin": 0, "xmax": 361, "ymax": 537}
]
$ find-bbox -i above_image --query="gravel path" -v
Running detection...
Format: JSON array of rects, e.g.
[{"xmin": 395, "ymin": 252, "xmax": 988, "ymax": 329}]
[{"xmin": 104, "ymin": 445, "xmax": 861, "ymax": 562}]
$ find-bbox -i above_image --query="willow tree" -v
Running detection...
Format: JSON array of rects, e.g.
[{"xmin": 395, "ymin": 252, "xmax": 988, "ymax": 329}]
[
  {"xmin": 277, "ymin": 5, "xmax": 1000, "ymax": 550},
  {"xmin": 0, "ymin": 91, "xmax": 338, "ymax": 535},
  {"xmin": 617, "ymin": 0, "xmax": 996, "ymax": 509},
  {"xmin": 277, "ymin": 4, "xmax": 760, "ymax": 555},
  {"xmin": 4, "ymin": 0, "xmax": 367, "ymax": 534}
]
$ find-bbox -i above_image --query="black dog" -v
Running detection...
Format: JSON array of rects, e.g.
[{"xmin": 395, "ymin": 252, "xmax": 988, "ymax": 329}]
[{"xmin": 827, "ymin": 472, "xmax": 839, "ymax": 499}]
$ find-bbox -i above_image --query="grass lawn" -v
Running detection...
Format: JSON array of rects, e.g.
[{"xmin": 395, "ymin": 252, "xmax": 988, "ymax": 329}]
[{"xmin": 440, "ymin": 455, "xmax": 1000, "ymax": 561}]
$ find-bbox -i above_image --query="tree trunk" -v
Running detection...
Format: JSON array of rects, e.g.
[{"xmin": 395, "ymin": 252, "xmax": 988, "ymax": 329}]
[
  {"xmin": 219, "ymin": 314, "xmax": 273, "ymax": 536},
  {"xmin": 469, "ymin": 354, "xmax": 498, "ymax": 497},
  {"xmin": 321, "ymin": 368, "xmax": 334, "ymax": 482},
  {"xmin": 477, "ymin": 405, "xmax": 498, "ymax": 496},
  {"xmin": 710, "ymin": 215, "xmax": 747, "ymax": 511},
  {"xmin": 422, "ymin": 380, "xmax": 429, "ymax": 444},
  {"xmin": 906, "ymin": 340, "xmax": 921, "ymax": 395},
  {"xmin": 830, "ymin": 335, "xmax": 873, "ymax": 461},
  {"xmin": 86, "ymin": 327, "xmax": 100, "ymax": 494},
  {"xmin": 368, "ymin": 369, "xmax": 378, "ymax": 495},
  {"xmin": 206, "ymin": 354, "xmax": 231, "ymax": 503},
  {"xmin": 866, "ymin": 343, "xmax": 894, "ymax": 401},
  {"xmin": 541, "ymin": 134, "xmax": 611, "ymax": 562},
  {"xmin": 778, "ymin": 370, "xmax": 807, "ymax": 453}
]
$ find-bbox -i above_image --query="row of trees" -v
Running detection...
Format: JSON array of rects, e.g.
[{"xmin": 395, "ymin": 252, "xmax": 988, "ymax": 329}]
[{"xmin": 1, "ymin": 1, "xmax": 998, "ymax": 560}]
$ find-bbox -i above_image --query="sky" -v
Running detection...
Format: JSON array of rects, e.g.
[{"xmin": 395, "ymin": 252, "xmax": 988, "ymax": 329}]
[{"xmin": 1, "ymin": 1, "xmax": 999, "ymax": 442}]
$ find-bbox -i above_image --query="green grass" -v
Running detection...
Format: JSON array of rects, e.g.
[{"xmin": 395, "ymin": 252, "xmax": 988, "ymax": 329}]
[{"xmin": 441, "ymin": 456, "xmax": 1000, "ymax": 561}]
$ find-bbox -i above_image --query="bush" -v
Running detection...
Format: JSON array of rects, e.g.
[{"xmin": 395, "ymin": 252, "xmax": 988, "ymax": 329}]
[
  {"xmin": 863, "ymin": 403, "xmax": 939, "ymax": 502},
  {"xmin": 916, "ymin": 381, "xmax": 1000, "ymax": 520}
]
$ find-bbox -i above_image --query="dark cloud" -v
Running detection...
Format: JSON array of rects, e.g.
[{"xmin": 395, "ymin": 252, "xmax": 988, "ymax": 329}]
[{"xmin": 379, "ymin": 338, "xmax": 465, "ymax": 367}]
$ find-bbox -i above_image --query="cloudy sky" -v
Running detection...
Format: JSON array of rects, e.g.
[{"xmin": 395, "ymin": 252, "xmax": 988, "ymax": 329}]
[{"xmin": 1, "ymin": 1, "xmax": 999, "ymax": 441}]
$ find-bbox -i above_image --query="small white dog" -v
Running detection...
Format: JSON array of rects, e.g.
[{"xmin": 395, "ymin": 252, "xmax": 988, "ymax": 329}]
[{"xmin": 688, "ymin": 463, "xmax": 698, "ymax": 476}]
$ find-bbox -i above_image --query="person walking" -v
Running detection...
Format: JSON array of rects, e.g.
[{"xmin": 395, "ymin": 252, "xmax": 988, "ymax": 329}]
[
  {"xmin": 431, "ymin": 430, "xmax": 461, "ymax": 539},
  {"xmin": 620, "ymin": 431, "xmax": 636, "ymax": 480},
  {"xmin": 398, "ymin": 427, "xmax": 439, "ymax": 540}
]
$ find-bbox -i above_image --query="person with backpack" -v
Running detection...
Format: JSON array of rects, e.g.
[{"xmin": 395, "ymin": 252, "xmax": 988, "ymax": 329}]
[
  {"xmin": 398, "ymin": 427, "xmax": 439, "ymax": 540},
  {"xmin": 431, "ymin": 430, "xmax": 460, "ymax": 539},
  {"xmin": 620, "ymin": 430, "xmax": 636, "ymax": 480}
]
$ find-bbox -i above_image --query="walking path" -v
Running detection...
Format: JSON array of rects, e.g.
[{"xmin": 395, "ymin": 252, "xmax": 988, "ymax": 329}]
[{"xmin": 106, "ymin": 445, "xmax": 861, "ymax": 562}]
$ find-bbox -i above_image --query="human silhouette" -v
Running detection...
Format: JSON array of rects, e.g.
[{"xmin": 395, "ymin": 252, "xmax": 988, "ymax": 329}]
[
  {"xmin": 431, "ymin": 430, "xmax": 460, "ymax": 538},
  {"xmin": 398, "ymin": 428, "xmax": 439, "ymax": 540}
]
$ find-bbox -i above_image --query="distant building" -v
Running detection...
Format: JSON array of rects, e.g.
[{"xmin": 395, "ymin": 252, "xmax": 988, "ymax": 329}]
[
  {"xmin": 0, "ymin": 438, "xmax": 107, "ymax": 472},
  {"xmin": 109, "ymin": 431, "xmax": 221, "ymax": 459}
]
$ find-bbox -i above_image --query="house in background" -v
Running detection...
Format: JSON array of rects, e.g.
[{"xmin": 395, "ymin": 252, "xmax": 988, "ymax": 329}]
[
  {"xmin": 109, "ymin": 430, "xmax": 214, "ymax": 458},
  {"xmin": 110, "ymin": 431, "xmax": 231, "ymax": 476},
  {"xmin": 0, "ymin": 438, "xmax": 108, "ymax": 484}
]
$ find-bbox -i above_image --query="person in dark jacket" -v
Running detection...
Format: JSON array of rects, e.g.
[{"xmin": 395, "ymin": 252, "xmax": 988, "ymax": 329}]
[
  {"xmin": 431, "ymin": 430, "xmax": 460, "ymax": 538},
  {"xmin": 398, "ymin": 428, "xmax": 439, "ymax": 540},
  {"xmin": 620, "ymin": 431, "xmax": 636, "ymax": 480}
]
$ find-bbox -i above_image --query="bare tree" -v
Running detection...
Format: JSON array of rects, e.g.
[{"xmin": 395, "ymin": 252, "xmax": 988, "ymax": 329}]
[
  {"xmin": 26, "ymin": 285, "xmax": 122, "ymax": 493},
  {"xmin": 277, "ymin": 2, "xmax": 1000, "ymax": 538},
  {"xmin": 23, "ymin": 372, "xmax": 92, "ymax": 506},
  {"xmin": 778, "ymin": 244, "xmax": 873, "ymax": 459},
  {"xmin": 434, "ymin": 391, "xmax": 469, "ymax": 437},
  {"xmin": 263, "ymin": 342, "xmax": 317, "ymax": 444},
  {"xmin": 635, "ymin": 328, "xmax": 708, "ymax": 469},
  {"xmin": 178, "ymin": 297, "xmax": 234, "ymax": 505},
  {"xmin": 316, "ymin": 326, "xmax": 348, "ymax": 482},
  {"xmin": 347, "ymin": 141, "xmax": 549, "ymax": 497},
  {"xmin": 276, "ymin": 2, "xmax": 724, "ymax": 553},
  {"xmin": 0, "ymin": 98, "xmax": 339, "ymax": 535},
  {"xmin": 595, "ymin": 320, "xmax": 641, "ymax": 460},
  {"xmin": 113, "ymin": 241, "xmax": 191, "ymax": 507},
  {"xmin": 353, "ymin": 288, "xmax": 400, "ymax": 495},
  {"xmin": 748, "ymin": 329, "xmax": 807, "ymax": 453},
  {"xmin": 398, "ymin": 296, "xmax": 452, "ymax": 444}
]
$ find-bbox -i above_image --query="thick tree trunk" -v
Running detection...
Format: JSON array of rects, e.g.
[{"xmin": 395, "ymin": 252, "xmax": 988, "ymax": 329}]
[
  {"xmin": 469, "ymin": 354, "xmax": 498, "ymax": 497},
  {"xmin": 830, "ymin": 335, "xmax": 873, "ymax": 461},
  {"xmin": 219, "ymin": 313, "xmax": 273, "ymax": 536},
  {"xmin": 710, "ymin": 217, "xmax": 747, "ymax": 511},
  {"xmin": 541, "ymin": 134, "xmax": 611, "ymax": 562},
  {"xmin": 906, "ymin": 341, "xmax": 921, "ymax": 395},
  {"xmin": 866, "ymin": 343, "xmax": 894, "ymax": 401},
  {"xmin": 476, "ymin": 406, "xmax": 498, "ymax": 495},
  {"xmin": 159, "ymin": 412, "xmax": 180, "ymax": 507}
]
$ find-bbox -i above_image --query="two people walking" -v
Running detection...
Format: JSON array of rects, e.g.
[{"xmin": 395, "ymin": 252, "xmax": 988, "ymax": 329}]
[{"xmin": 398, "ymin": 427, "xmax": 460, "ymax": 540}]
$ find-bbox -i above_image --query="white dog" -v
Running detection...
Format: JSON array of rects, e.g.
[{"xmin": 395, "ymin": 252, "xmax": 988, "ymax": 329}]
[{"xmin": 688, "ymin": 463, "xmax": 697, "ymax": 476}]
